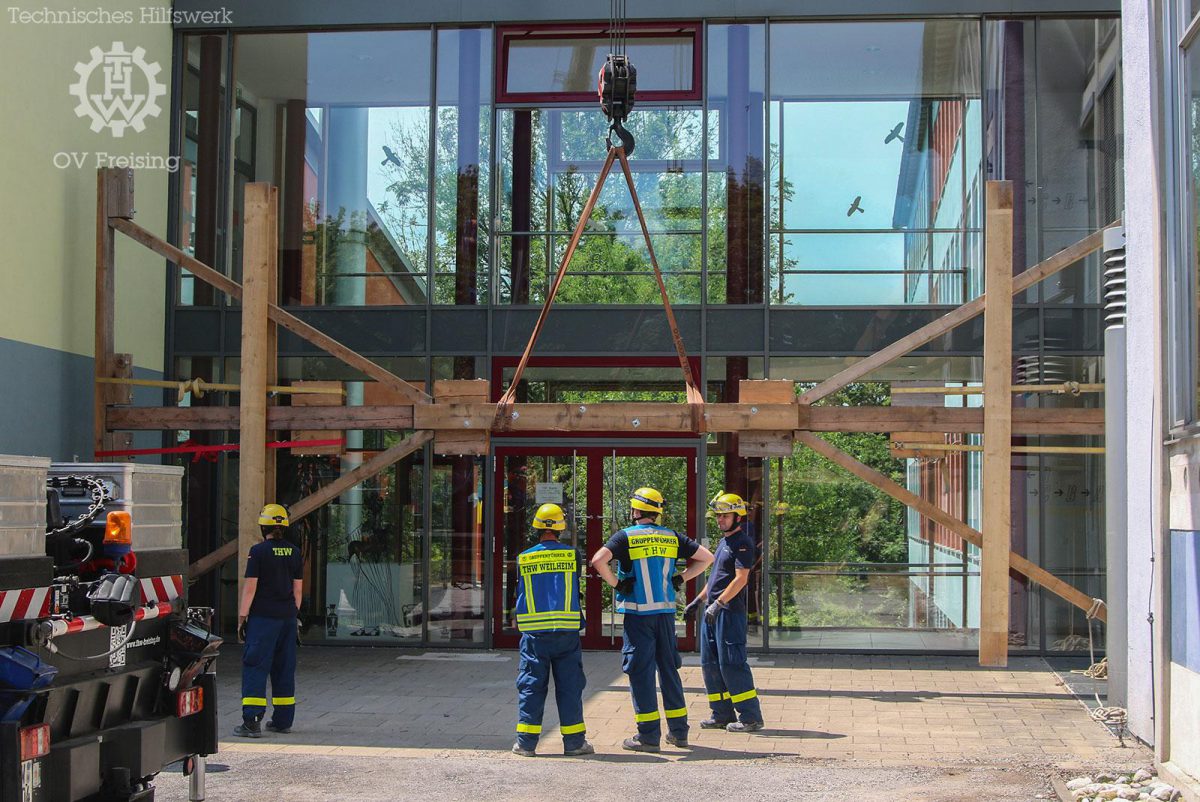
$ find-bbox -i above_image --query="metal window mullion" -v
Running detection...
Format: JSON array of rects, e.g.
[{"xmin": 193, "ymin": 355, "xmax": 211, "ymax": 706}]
[{"xmin": 427, "ymin": 26, "xmax": 437, "ymax": 317}]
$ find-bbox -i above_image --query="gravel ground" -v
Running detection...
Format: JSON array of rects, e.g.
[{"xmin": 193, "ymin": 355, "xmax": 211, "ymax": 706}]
[{"xmin": 153, "ymin": 751, "xmax": 1060, "ymax": 801}]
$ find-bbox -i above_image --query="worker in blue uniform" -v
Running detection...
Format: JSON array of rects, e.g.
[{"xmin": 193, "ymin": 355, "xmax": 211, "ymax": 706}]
[
  {"xmin": 689, "ymin": 492, "xmax": 765, "ymax": 733},
  {"xmin": 512, "ymin": 503, "xmax": 595, "ymax": 757},
  {"xmin": 234, "ymin": 503, "xmax": 303, "ymax": 738},
  {"xmin": 591, "ymin": 487, "xmax": 714, "ymax": 752}
]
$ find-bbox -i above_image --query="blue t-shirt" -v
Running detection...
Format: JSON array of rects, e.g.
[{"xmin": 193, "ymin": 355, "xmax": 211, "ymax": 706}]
[
  {"xmin": 705, "ymin": 525, "xmax": 758, "ymax": 613},
  {"xmin": 245, "ymin": 538, "xmax": 303, "ymax": 619}
]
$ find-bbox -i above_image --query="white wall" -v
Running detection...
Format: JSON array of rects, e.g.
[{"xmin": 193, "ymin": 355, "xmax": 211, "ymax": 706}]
[{"xmin": 1120, "ymin": 0, "xmax": 1163, "ymax": 747}]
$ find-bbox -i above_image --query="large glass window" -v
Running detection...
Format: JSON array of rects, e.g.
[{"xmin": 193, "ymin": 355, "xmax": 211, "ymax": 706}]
[
  {"xmin": 1176, "ymin": 17, "xmax": 1200, "ymax": 423},
  {"xmin": 231, "ymin": 31, "xmax": 433, "ymax": 307},
  {"xmin": 497, "ymin": 107, "xmax": 705, "ymax": 304},
  {"xmin": 768, "ymin": 21, "xmax": 982, "ymax": 305},
  {"xmin": 433, "ymin": 29, "xmax": 492, "ymax": 305},
  {"xmin": 498, "ymin": 23, "xmax": 700, "ymax": 102}
]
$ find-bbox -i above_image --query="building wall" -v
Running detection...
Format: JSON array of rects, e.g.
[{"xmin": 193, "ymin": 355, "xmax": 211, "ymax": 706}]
[
  {"xmin": 0, "ymin": 6, "xmax": 171, "ymax": 460},
  {"xmin": 1119, "ymin": 0, "xmax": 1163, "ymax": 748}
]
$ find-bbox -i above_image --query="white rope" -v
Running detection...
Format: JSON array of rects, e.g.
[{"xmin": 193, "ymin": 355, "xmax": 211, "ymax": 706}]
[{"xmin": 1080, "ymin": 598, "xmax": 1128, "ymax": 735}]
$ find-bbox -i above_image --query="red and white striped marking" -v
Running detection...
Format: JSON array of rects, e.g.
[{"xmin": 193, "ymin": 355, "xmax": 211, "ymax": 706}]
[
  {"xmin": 42, "ymin": 599, "xmax": 175, "ymax": 638},
  {"xmin": 139, "ymin": 575, "xmax": 183, "ymax": 605},
  {"xmin": 0, "ymin": 575, "xmax": 182, "ymax": 623},
  {"xmin": 0, "ymin": 586, "xmax": 52, "ymax": 623}
]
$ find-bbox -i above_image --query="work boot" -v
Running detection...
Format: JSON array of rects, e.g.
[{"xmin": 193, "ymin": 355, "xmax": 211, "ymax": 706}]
[
  {"xmin": 563, "ymin": 741, "xmax": 595, "ymax": 756},
  {"xmin": 232, "ymin": 721, "xmax": 262, "ymax": 738},
  {"xmin": 265, "ymin": 720, "xmax": 291, "ymax": 734},
  {"xmin": 622, "ymin": 735, "xmax": 660, "ymax": 753},
  {"xmin": 699, "ymin": 717, "xmax": 733, "ymax": 729},
  {"xmin": 665, "ymin": 732, "xmax": 689, "ymax": 748},
  {"xmin": 511, "ymin": 743, "xmax": 537, "ymax": 757},
  {"xmin": 726, "ymin": 720, "xmax": 764, "ymax": 733}
]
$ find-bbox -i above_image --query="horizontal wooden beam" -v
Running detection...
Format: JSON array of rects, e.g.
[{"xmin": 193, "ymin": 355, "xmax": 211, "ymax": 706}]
[
  {"xmin": 109, "ymin": 402, "xmax": 1102, "ymax": 436},
  {"xmin": 189, "ymin": 431, "xmax": 431, "ymax": 578},
  {"xmin": 794, "ymin": 431, "xmax": 1105, "ymax": 622},
  {"xmin": 111, "ymin": 217, "xmax": 432, "ymax": 405},
  {"xmin": 108, "ymin": 405, "xmax": 415, "ymax": 431},
  {"xmin": 798, "ymin": 223, "xmax": 1115, "ymax": 406},
  {"xmin": 804, "ymin": 406, "xmax": 1103, "ymax": 435}
]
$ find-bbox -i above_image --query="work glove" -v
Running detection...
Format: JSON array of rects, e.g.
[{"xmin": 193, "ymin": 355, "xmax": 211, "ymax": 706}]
[
  {"xmin": 671, "ymin": 573, "xmax": 685, "ymax": 592},
  {"xmin": 615, "ymin": 577, "xmax": 636, "ymax": 596},
  {"xmin": 683, "ymin": 594, "xmax": 705, "ymax": 622},
  {"xmin": 704, "ymin": 599, "xmax": 727, "ymax": 625},
  {"xmin": 296, "ymin": 618, "xmax": 303, "ymax": 647},
  {"xmin": 237, "ymin": 617, "xmax": 247, "ymax": 642}
]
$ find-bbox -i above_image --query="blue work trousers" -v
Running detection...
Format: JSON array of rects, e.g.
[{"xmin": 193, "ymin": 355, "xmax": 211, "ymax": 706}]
[
  {"xmin": 699, "ymin": 606, "xmax": 762, "ymax": 725},
  {"xmin": 241, "ymin": 615, "xmax": 297, "ymax": 728},
  {"xmin": 516, "ymin": 631, "xmax": 587, "ymax": 752},
  {"xmin": 622, "ymin": 613, "xmax": 688, "ymax": 744}
]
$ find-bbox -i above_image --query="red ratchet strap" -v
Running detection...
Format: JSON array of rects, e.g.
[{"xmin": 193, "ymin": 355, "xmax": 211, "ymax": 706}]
[
  {"xmin": 95, "ymin": 438, "xmax": 345, "ymax": 460},
  {"xmin": 494, "ymin": 146, "xmax": 705, "ymax": 433}
]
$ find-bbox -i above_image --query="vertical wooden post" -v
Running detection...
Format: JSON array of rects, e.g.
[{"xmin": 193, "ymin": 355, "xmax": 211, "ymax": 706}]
[
  {"xmin": 95, "ymin": 168, "xmax": 134, "ymax": 460},
  {"xmin": 237, "ymin": 184, "xmax": 278, "ymax": 598},
  {"xmin": 264, "ymin": 210, "xmax": 279, "ymax": 509},
  {"xmin": 981, "ymin": 180, "xmax": 1014, "ymax": 667}
]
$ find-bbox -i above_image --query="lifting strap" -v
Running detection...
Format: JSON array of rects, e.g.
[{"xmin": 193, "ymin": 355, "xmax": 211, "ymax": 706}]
[{"xmin": 494, "ymin": 145, "xmax": 706, "ymax": 433}]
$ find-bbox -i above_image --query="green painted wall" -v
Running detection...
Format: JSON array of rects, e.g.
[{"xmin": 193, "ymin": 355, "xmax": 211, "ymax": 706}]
[{"xmin": 0, "ymin": 7, "xmax": 172, "ymax": 371}]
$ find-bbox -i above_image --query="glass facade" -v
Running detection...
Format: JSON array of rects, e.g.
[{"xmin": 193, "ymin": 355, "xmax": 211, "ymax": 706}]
[{"xmin": 169, "ymin": 14, "xmax": 1116, "ymax": 652}]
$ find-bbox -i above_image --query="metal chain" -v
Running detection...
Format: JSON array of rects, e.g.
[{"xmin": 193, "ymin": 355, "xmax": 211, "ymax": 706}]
[{"xmin": 46, "ymin": 475, "xmax": 113, "ymax": 536}]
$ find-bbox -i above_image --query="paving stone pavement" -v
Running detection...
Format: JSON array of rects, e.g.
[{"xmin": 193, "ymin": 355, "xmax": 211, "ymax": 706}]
[{"xmin": 194, "ymin": 646, "xmax": 1143, "ymax": 764}]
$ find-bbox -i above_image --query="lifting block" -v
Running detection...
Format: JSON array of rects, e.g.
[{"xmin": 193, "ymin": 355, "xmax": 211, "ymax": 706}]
[
  {"xmin": 289, "ymin": 381, "xmax": 345, "ymax": 455},
  {"xmin": 736, "ymin": 380, "xmax": 796, "ymax": 457},
  {"xmin": 434, "ymin": 379, "xmax": 490, "ymax": 456}
]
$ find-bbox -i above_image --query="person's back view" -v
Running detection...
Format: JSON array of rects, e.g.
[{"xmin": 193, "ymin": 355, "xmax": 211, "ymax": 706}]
[
  {"xmin": 511, "ymin": 503, "xmax": 594, "ymax": 757},
  {"xmin": 235, "ymin": 504, "xmax": 303, "ymax": 738},
  {"xmin": 591, "ymin": 487, "xmax": 713, "ymax": 752}
]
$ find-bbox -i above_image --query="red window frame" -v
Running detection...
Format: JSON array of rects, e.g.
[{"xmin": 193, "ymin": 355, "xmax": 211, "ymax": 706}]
[{"xmin": 496, "ymin": 22, "xmax": 702, "ymax": 105}]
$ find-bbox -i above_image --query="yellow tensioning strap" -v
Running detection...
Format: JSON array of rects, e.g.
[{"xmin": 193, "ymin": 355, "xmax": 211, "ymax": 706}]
[
  {"xmin": 242, "ymin": 697, "xmax": 267, "ymax": 706},
  {"xmin": 560, "ymin": 722, "xmax": 586, "ymax": 735},
  {"xmin": 707, "ymin": 691, "xmax": 731, "ymax": 702},
  {"xmin": 634, "ymin": 710, "xmax": 659, "ymax": 723},
  {"xmin": 664, "ymin": 707, "xmax": 687, "ymax": 718},
  {"xmin": 516, "ymin": 723, "xmax": 542, "ymax": 734},
  {"xmin": 730, "ymin": 689, "xmax": 757, "ymax": 703},
  {"xmin": 272, "ymin": 697, "xmax": 296, "ymax": 705}
]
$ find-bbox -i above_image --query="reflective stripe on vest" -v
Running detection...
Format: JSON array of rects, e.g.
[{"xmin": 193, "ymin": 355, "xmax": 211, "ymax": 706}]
[
  {"xmin": 514, "ymin": 543, "xmax": 581, "ymax": 633},
  {"xmin": 615, "ymin": 525, "xmax": 683, "ymax": 615}
]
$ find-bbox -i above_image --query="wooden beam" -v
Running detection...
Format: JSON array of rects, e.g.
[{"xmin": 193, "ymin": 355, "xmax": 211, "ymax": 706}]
[
  {"xmin": 107, "ymin": 402, "xmax": 1103, "ymax": 436},
  {"xmin": 237, "ymin": 184, "xmax": 276, "ymax": 602},
  {"xmin": 188, "ymin": 430, "xmax": 432, "ymax": 578},
  {"xmin": 290, "ymin": 431, "xmax": 431, "ymax": 520},
  {"xmin": 793, "ymin": 431, "xmax": 1105, "ymax": 623},
  {"xmin": 981, "ymin": 180, "xmax": 1014, "ymax": 667},
  {"xmin": 110, "ymin": 217, "xmax": 432, "ymax": 405},
  {"xmin": 94, "ymin": 168, "xmax": 118, "ymax": 459},
  {"xmin": 107, "ymin": 404, "xmax": 416, "ymax": 431},
  {"xmin": 797, "ymin": 223, "xmax": 1115, "ymax": 406}
]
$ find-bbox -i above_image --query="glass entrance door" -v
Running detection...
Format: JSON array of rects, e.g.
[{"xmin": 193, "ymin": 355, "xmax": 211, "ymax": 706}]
[{"xmin": 493, "ymin": 444, "xmax": 700, "ymax": 650}]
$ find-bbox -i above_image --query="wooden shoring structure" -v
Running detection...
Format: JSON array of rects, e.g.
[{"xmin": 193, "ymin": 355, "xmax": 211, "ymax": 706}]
[{"xmin": 97, "ymin": 170, "xmax": 1115, "ymax": 665}]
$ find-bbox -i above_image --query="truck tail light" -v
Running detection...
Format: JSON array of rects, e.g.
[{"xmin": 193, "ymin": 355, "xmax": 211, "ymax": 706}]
[
  {"xmin": 177, "ymin": 686, "xmax": 204, "ymax": 718},
  {"xmin": 19, "ymin": 724, "xmax": 50, "ymax": 760}
]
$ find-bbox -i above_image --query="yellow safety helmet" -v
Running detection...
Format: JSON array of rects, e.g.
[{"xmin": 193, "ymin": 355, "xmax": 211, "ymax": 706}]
[
  {"xmin": 258, "ymin": 503, "xmax": 290, "ymax": 527},
  {"xmin": 532, "ymin": 503, "xmax": 566, "ymax": 531},
  {"xmin": 709, "ymin": 492, "xmax": 747, "ymax": 516},
  {"xmin": 630, "ymin": 487, "xmax": 664, "ymax": 514}
]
